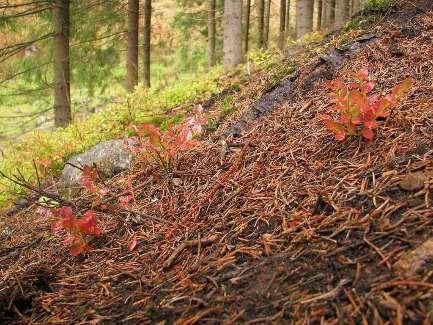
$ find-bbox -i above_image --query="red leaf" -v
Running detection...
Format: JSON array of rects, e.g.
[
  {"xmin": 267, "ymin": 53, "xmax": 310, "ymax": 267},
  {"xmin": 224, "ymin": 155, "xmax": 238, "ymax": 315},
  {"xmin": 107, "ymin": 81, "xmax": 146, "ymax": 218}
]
[
  {"xmin": 69, "ymin": 240, "xmax": 87, "ymax": 256},
  {"xmin": 59, "ymin": 206, "xmax": 74, "ymax": 219},
  {"xmin": 362, "ymin": 128, "xmax": 375, "ymax": 141},
  {"xmin": 138, "ymin": 124, "xmax": 162, "ymax": 146},
  {"xmin": 335, "ymin": 130, "xmax": 346, "ymax": 141},
  {"xmin": 51, "ymin": 220, "xmax": 64, "ymax": 234},
  {"xmin": 81, "ymin": 165, "xmax": 98, "ymax": 192},
  {"xmin": 373, "ymin": 99, "xmax": 391, "ymax": 117},
  {"xmin": 363, "ymin": 81, "xmax": 375, "ymax": 94},
  {"xmin": 77, "ymin": 210, "xmax": 102, "ymax": 236},
  {"xmin": 357, "ymin": 68, "xmax": 369, "ymax": 81},
  {"xmin": 128, "ymin": 236, "xmax": 138, "ymax": 251},
  {"xmin": 63, "ymin": 234, "xmax": 77, "ymax": 245},
  {"xmin": 321, "ymin": 115, "xmax": 347, "ymax": 141}
]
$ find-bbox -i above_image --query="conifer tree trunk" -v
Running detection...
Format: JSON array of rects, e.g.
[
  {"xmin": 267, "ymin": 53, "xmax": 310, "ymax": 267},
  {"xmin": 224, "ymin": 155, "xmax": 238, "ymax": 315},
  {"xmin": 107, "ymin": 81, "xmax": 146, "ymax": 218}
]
[
  {"xmin": 322, "ymin": 0, "xmax": 335, "ymax": 30},
  {"xmin": 317, "ymin": 0, "xmax": 323, "ymax": 30},
  {"xmin": 223, "ymin": 0, "xmax": 242, "ymax": 66},
  {"xmin": 295, "ymin": 0, "xmax": 313, "ymax": 39},
  {"xmin": 321, "ymin": 0, "xmax": 328, "ymax": 29},
  {"xmin": 126, "ymin": 0, "xmax": 139, "ymax": 92},
  {"xmin": 53, "ymin": 0, "xmax": 71, "ymax": 127},
  {"xmin": 278, "ymin": 0, "xmax": 286, "ymax": 50},
  {"xmin": 335, "ymin": 0, "xmax": 349, "ymax": 28},
  {"xmin": 257, "ymin": 0, "xmax": 265, "ymax": 48},
  {"xmin": 284, "ymin": 0, "xmax": 290, "ymax": 38},
  {"xmin": 263, "ymin": 0, "xmax": 271, "ymax": 48},
  {"xmin": 352, "ymin": 0, "xmax": 361, "ymax": 14},
  {"xmin": 208, "ymin": 0, "xmax": 216, "ymax": 67},
  {"xmin": 143, "ymin": 0, "xmax": 152, "ymax": 88},
  {"xmin": 243, "ymin": 0, "xmax": 251, "ymax": 55}
]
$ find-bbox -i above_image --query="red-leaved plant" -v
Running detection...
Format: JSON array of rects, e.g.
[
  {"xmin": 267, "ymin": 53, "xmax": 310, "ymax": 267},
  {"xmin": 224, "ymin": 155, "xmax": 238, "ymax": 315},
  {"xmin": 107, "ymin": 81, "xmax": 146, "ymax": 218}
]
[
  {"xmin": 320, "ymin": 69, "xmax": 413, "ymax": 141},
  {"xmin": 51, "ymin": 207, "xmax": 102, "ymax": 256},
  {"xmin": 130, "ymin": 105, "xmax": 207, "ymax": 172},
  {"xmin": 80, "ymin": 165, "xmax": 110, "ymax": 197}
]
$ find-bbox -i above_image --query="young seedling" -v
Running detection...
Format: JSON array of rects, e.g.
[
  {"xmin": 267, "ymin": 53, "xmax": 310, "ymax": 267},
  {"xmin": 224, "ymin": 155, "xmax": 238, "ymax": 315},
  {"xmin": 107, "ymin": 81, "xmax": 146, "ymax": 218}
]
[
  {"xmin": 50, "ymin": 206, "xmax": 102, "ymax": 256},
  {"xmin": 320, "ymin": 69, "xmax": 413, "ymax": 141},
  {"xmin": 130, "ymin": 105, "xmax": 207, "ymax": 173}
]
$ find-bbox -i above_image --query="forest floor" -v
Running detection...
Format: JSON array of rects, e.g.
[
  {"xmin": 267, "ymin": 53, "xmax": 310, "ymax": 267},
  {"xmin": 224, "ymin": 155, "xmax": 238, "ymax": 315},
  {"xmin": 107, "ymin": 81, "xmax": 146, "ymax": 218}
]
[{"xmin": 1, "ymin": 0, "xmax": 433, "ymax": 323}]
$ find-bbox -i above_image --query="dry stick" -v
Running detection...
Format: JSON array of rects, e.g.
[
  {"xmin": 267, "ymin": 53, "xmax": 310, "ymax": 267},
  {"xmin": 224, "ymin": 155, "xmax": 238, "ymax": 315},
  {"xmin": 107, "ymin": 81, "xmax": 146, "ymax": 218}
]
[
  {"xmin": 163, "ymin": 235, "xmax": 218, "ymax": 269},
  {"xmin": 32, "ymin": 159, "xmax": 41, "ymax": 188},
  {"xmin": 285, "ymin": 278, "xmax": 351, "ymax": 306},
  {"xmin": 0, "ymin": 170, "xmax": 70, "ymax": 206},
  {"xmin": 363, "ymin": 235, "xmax": 392, "ymax": 269},
  {"xmin": 375, "ymin": 280, "xmax": 433, "ymax": 291}
]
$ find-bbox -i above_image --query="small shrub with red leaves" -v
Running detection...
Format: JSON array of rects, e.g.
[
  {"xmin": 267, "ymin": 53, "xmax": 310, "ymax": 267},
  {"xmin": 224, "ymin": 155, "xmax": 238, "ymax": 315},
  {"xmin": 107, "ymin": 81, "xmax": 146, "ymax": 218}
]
[
  {"xmin": 130, "ymin": 105, "xmax": 207, "ymax": 173},
  {"xmin": 320, "ymin": 69, "xmax": 413, "ymax": 141},
  {"xmin": 50, "ymin": 207, "xmax": 102, "ymax": 256}
]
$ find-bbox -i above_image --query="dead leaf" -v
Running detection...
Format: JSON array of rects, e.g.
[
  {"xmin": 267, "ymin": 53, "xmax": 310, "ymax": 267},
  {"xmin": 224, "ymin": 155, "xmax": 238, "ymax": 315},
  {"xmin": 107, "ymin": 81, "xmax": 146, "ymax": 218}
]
[
  {"xmin": 128, "ymin": 236, "xmax": 138, "ymax": 251},
  {"xmin": 399, "ymin": 172, "xmax": 425, "ymax": 191},
  {"xmin": 394, "ymin": 238, "xmax": 433, "ymax": 277}
]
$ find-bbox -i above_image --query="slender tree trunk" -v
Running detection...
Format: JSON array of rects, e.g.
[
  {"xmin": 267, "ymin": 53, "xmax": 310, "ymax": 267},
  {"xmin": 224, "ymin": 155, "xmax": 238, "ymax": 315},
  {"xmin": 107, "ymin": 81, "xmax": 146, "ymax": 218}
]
[
  {"xmin": 278, "ymin": 0, "xmax": 286, "ymax": 50},
  {"xmin": 321, "ymin": 0, "xmax": 328, "ymax": 29},
  {"xmin": 53, "ymin": 0, "xmax": 71, "ymax": 127},
  {"xmin": 284, "ymin": 0, "xmax": 290, "ymax": 38},
  {"xmin": 208, "ymin": 0, "xmax": 216, "ymax": 67},
  {"xmin": 322, "ymin": 0, "xmax": 335, "ymax": 30},
  {"xmin": 257, "ymin": 0, "xmax": 265, "ymax": 48},
  {"xmin": 243, "ymin": 0, "xmax": 251, "ymax": 55},
  {"xmin": 351, "ymin": 0, "xmax": 361, "ymax": 14},
  {"xmin": 223, "ymin": 0, "xmax": 243, "ymax": 66},
  {"xmin": 126, "ymin": 0, "xmax": 139, "ymax": 92},
  {"xmin": 317, "ymin": 0, "xmax": 323, "ymax": 30},
  {"xmin": 335, "ymin": 0, "xmax": 349, "ymax": 28},
  {"xmin": 263, "ymin": 0, "xmax": 271, "ymax": 48},
  {"xmin": 143, "ymin": 0, "xmax": 152, "ymax": 88},
  {"xmin": 295, "ymin": 0, "xmax": 314, "ymax": 39}
]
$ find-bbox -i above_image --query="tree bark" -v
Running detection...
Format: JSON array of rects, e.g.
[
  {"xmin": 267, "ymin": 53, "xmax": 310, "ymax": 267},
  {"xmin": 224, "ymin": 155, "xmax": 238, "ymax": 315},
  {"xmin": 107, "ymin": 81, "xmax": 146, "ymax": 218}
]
[
  {"xmin": 322, "ymin": 0, "xmax": 335, "ymax": 30},
  {"xmin": 335, "ymin": 0, "xmax": 349, "ymax": 28},
  {"xmin": 257, "ymin": 0, "xmax": 265, "ymax": 48},
  {"xmin": 143, "ymin": 0, "xmax": 152, "ymax": 88},
  {"xmin": 278, "ymin": 0, "xmax": 286, "ymax": 50},
  {"xmin": 263, "ymin": 0, "xmax": 271, "ymax": 48},
  {"xmin": 284, "ymin": 0, "xmax": 290, "ymax": 38},
  {"xmin": 53, "ymin": 0, "xmax": 71, "ymax": 127},
  {"xmin": 126, "ymin": 0, "xmax": 139, "ymax": 92},
  {"xmin": 243, "ymin": 0, "xmax": 251, "ymax": 55},
  {"xmin": 295, "ymin": 0, "xmax": 313, "ymax": 39},
  {"xmin": 223, "ymin": 0, "xmax": 243, "ymax": 67},
  {"xmin": 317, "ymin": 0, "xmax": 323, "ymax": 30},
  {"xmin": 351, "ymin": 0, "xmax": 361, "ymax": 15},
  {"xmin": 208, "ymin": 0, "xmax": 216, "ymax": 67}
]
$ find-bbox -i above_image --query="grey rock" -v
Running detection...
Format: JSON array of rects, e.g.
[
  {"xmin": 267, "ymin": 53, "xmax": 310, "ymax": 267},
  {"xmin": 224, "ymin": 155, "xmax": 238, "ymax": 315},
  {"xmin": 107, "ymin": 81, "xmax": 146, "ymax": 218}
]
[{"xmin": 58, "ymin": 139, "xmax": 136, "ymax": 195}]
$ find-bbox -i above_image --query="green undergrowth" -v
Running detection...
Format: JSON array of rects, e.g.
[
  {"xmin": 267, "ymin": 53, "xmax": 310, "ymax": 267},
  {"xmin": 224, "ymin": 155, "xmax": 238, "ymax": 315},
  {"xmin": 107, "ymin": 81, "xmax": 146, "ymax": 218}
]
[
  {"xmin": 344, "ymin": 0, "xmax": 394, "ymax": 31},
  {"xmin": 0, "ymin": 68, "xmax": 223, "ymax": 207}
]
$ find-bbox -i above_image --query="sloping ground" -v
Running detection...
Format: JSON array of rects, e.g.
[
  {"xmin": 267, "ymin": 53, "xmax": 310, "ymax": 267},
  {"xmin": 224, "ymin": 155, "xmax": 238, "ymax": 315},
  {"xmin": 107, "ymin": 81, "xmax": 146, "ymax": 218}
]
[{"xmin": 1, "ymin": 1, "xmax": 433, "ymax": 323}]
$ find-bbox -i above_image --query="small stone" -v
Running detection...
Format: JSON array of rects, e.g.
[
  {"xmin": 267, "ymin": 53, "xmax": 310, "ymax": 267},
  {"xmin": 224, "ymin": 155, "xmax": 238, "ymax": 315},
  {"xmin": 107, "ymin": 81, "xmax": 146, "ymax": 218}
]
[
  {"xmin": 399, "ymin": 172, "xmax": 425, "ymax": 192},
  {"xmin": 58, "ymin": 139, "xmax": 137, "ymax": 197},
  {"xmin": 394, "ymin": 238, "xmax": 433, "ymax": 277}
]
